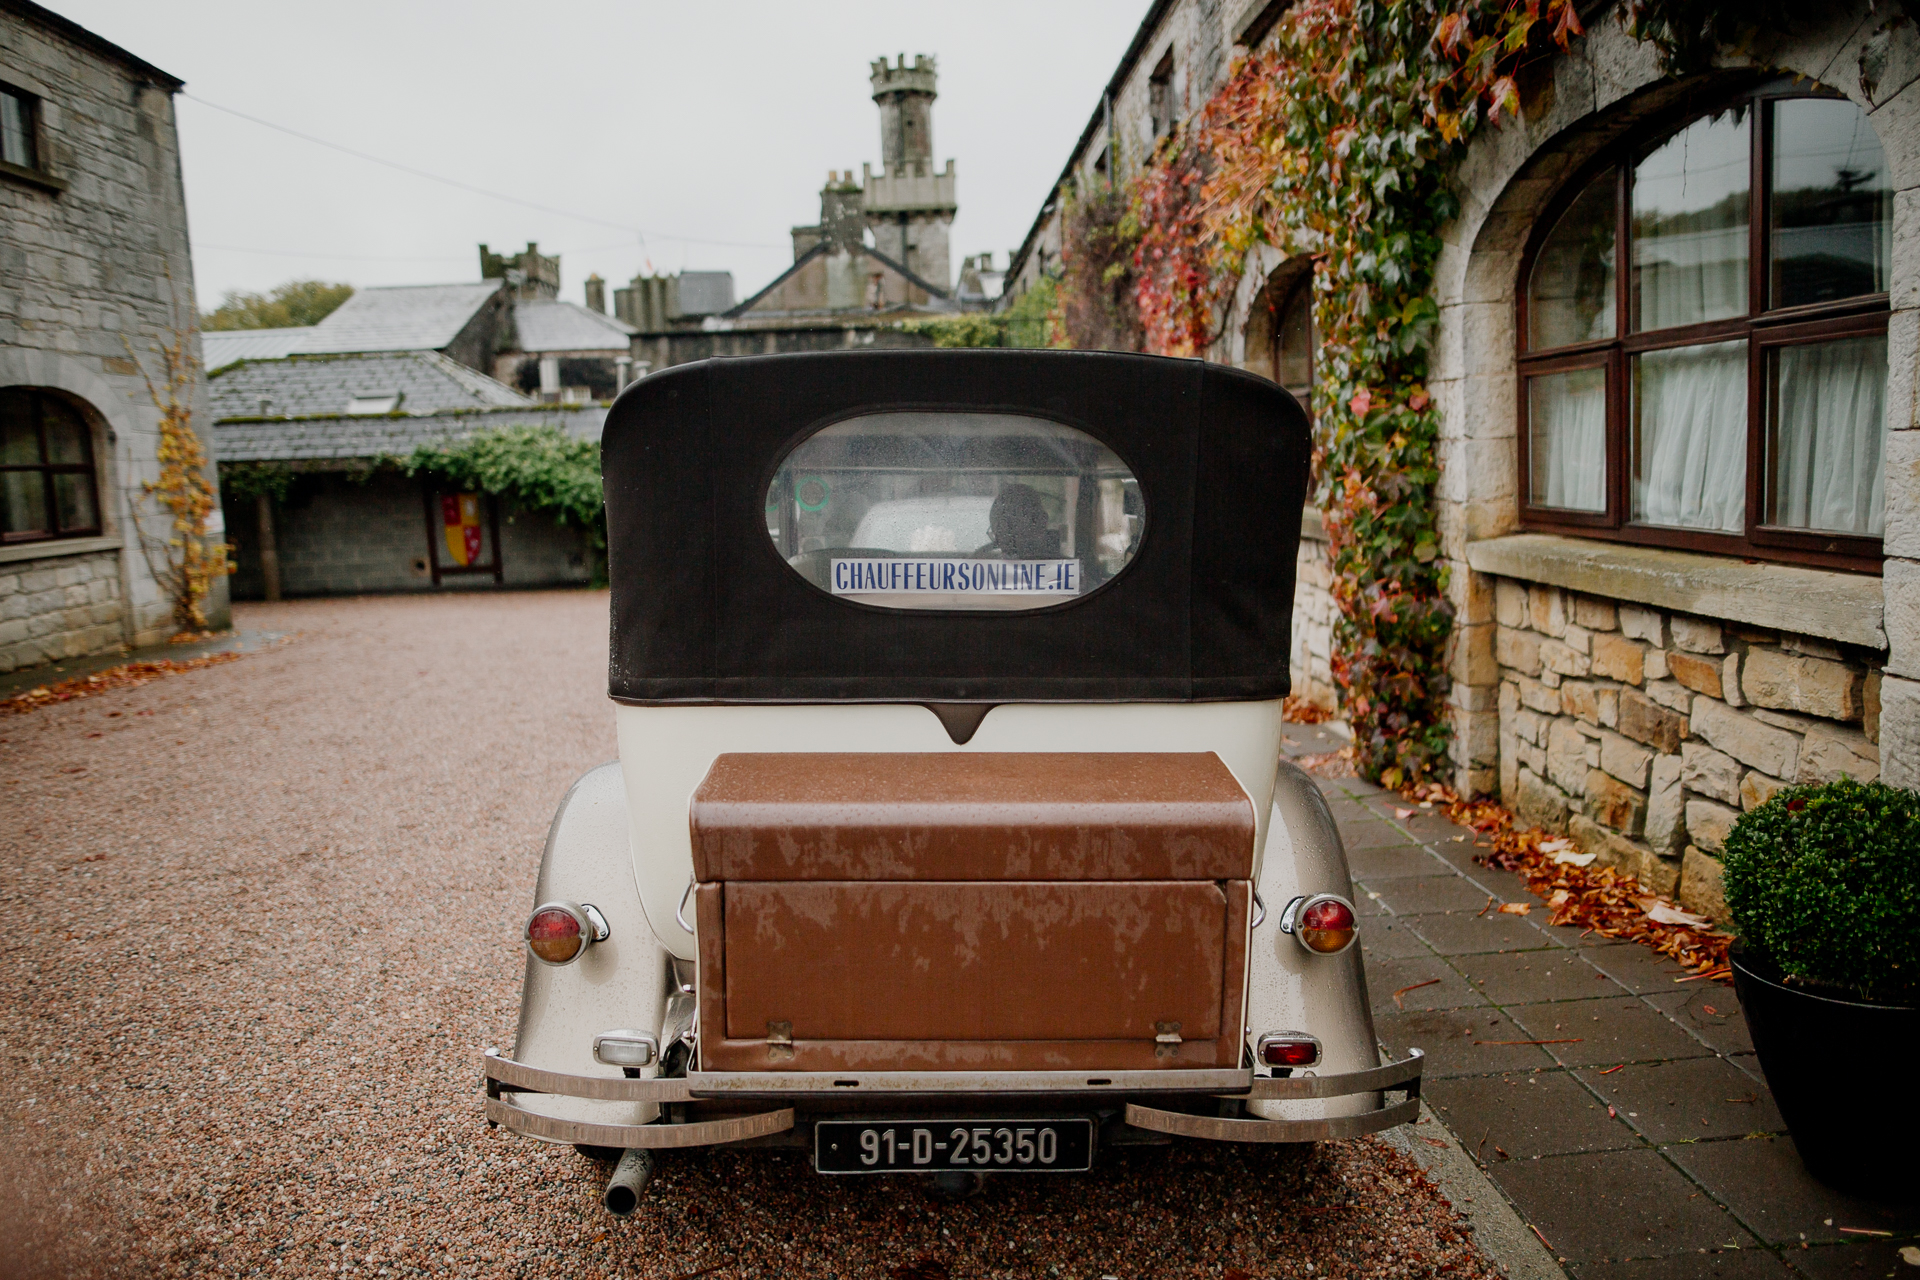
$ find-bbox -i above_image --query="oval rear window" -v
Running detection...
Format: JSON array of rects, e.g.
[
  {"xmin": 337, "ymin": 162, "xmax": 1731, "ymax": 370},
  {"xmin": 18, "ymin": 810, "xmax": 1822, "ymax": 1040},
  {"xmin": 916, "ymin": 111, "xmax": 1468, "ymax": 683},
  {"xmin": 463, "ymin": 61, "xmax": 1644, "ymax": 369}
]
[{"xmin": 766, "ymin": 411, "xmax": 1145, "ymax": 611}]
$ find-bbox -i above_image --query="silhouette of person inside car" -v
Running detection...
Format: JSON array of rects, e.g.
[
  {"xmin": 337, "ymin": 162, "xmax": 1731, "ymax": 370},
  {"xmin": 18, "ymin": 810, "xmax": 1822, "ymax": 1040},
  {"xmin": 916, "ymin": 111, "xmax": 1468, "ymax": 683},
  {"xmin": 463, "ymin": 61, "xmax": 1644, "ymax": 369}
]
[{"xmin": 980, "ymin": 483, "xmax": 1060, "ymax": 559}]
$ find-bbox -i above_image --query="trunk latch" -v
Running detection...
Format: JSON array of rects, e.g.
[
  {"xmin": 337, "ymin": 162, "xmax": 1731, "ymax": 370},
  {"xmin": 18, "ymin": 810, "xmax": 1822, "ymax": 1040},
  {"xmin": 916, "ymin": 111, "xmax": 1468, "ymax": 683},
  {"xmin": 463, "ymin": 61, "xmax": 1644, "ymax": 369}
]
[
  {"xmin": 766, "ymin": 1020, "xmax": 794, "ymax": 1061},
  {"xmin": 1154, "ymin": 1020, "xmax": 1183, "ymax": 1059}
]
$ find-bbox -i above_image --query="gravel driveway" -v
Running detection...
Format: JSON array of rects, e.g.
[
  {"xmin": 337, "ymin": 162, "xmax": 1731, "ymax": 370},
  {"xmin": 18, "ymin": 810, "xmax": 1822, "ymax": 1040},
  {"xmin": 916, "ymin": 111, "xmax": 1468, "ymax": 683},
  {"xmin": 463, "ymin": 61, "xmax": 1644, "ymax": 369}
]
[{"xmin": 0, "ymin": 593, "xmax": 1499, "ymax": 1280}]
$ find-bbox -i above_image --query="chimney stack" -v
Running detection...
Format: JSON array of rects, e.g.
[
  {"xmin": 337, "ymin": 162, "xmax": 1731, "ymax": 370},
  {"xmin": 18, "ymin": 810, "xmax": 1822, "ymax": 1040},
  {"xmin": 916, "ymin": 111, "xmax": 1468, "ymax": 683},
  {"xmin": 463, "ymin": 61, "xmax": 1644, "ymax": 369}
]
[{"xmin": 585, "ymin": 274, "xmax": 606, "ymax": 314}]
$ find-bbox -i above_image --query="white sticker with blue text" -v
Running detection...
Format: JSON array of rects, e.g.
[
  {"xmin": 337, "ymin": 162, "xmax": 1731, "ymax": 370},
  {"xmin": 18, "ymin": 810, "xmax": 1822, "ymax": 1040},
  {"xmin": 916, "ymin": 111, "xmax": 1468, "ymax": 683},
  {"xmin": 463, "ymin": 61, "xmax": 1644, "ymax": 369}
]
[{"xmin": 831, "ymin": 558, "xmax": 1080, "ymax": 595}]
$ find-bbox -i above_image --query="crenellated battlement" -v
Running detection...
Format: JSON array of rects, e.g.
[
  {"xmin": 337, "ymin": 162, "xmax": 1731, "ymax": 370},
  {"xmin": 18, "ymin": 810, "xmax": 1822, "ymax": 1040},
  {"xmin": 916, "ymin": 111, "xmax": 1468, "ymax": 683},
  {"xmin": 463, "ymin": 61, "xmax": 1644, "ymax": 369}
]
[
  {"xmin": 870, "ymin": 53, "xmax": 937, "ymax": 99},
  {"xmin": 862, "ymin": 160, "xmax": 957, "ymax": 216}
]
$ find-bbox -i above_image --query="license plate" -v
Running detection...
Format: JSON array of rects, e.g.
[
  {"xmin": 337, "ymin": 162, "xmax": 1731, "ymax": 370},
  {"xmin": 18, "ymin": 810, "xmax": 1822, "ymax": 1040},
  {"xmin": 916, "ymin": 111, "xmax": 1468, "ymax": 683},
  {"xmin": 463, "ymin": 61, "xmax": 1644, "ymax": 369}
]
[{"xmin": 814, "ymin": 1118, "xmax": 1094, "ymax": 1174}]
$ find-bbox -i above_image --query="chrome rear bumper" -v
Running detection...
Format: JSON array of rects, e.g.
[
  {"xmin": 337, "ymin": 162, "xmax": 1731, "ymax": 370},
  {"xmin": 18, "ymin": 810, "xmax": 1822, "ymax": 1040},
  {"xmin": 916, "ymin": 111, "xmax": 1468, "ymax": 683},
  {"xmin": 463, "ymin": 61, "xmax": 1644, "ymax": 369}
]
[{"xmin": 482, "ymin": 1048, "xmax": 1422, "ymax": 1148}]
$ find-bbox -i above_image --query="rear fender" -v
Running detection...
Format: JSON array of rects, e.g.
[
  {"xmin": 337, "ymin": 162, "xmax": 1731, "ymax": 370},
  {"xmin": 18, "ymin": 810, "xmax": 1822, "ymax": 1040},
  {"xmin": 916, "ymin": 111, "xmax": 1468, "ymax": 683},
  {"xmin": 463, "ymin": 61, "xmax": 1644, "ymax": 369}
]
[
  {"xmin": 1245, "ymin": 762, "xmax": 1381, "ymax": 1122},
  {"xmin": 510, "ymin": 762, "xmax": 673, "ymax": 1136}
]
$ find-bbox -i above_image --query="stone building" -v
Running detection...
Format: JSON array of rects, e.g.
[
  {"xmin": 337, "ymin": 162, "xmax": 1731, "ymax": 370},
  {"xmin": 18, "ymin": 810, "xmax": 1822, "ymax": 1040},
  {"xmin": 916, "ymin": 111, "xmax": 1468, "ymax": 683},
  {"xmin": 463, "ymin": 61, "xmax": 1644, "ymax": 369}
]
[
  {"xmin": 1012, "ymin": 0, "xmax": 1919, "ymax": 923},
  {"xmin": 624, "ymin": 54, "xmax": 960, "ymax": 372},
  {"xmin": 0, "ymin": 0, "xmax": 226, "ymax": 673},
  {"xmin": 211, "ymin": 356, "xmax": 603, "ymax": 600},
  {"xmin": 206, "ymin": 280, "xmax": 516, "ymax": 378},
  {"xmin": 298, "ymin": 280, "xmax": 511, "ymax": 375},
  {"xmin": 494, "ymin": 292, "xmax": 636, "ymax": 402}
]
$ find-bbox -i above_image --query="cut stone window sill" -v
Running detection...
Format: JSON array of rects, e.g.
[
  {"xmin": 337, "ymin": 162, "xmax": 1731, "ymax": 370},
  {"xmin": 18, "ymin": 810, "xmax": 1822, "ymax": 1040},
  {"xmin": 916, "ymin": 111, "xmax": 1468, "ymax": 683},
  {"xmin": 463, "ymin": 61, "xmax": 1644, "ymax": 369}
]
[
  {"xmin": 0, "ymin": 159, "xmax": 66, "ymax": 195},
  {"xmin": 0, "ymin": 534, "xmax": 121, "ymax": 566},
  {"xmin": 1464, "ymin": 533, "xmax": 1885, "ymax": 651}
]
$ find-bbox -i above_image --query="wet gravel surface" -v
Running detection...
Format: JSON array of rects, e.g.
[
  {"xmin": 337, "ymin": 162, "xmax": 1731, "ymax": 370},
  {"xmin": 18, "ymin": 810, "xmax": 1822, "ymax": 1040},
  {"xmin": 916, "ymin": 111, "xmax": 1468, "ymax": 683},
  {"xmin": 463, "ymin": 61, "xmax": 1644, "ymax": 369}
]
[{"xmin": 0, "ymin": 593, "xmax": 1500, "ymax": 1280}]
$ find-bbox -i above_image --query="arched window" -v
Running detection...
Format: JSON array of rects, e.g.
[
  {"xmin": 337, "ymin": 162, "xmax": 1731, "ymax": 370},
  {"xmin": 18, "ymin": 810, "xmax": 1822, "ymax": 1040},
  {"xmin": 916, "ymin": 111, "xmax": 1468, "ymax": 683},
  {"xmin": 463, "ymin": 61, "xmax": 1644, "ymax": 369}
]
[
  {"xmin": 1, "ymin": 388, "xmax": 101, "ymax": 543},
  {"xmin": 1243, "ymin": 262, "xmax": 1315, "ymax": 413},
  {"xmin": 1273, "ymin": 271, "xmax": 1314, "ymax": 410},
  {"xmin": 1517, "ymin": 82, "xmax": 1890, "ymax": 571}
]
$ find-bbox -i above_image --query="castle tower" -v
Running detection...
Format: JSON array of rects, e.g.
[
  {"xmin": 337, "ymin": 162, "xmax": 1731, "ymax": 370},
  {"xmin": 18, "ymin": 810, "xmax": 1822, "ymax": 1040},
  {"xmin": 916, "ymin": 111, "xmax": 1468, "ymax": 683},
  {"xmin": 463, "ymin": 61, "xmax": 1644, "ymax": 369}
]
[
  {"xmin": 479, "ymin": 242, "xmax": 559, "ymax": 301},
  {"xmin": 862, "ymin": 54, "xmax": 956, "ymax": 291},
  {"xmin": 792, "ymin": 171, "xmax": 867, "ymax": 260}
]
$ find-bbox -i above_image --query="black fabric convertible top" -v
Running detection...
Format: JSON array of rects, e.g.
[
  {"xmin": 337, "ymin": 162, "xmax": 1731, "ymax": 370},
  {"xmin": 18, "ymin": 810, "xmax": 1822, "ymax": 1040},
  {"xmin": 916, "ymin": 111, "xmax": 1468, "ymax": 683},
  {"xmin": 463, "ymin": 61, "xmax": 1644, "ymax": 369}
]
[{"xmin": 601, "ymin": 349, "xmax": 1310, "ymax": 704}]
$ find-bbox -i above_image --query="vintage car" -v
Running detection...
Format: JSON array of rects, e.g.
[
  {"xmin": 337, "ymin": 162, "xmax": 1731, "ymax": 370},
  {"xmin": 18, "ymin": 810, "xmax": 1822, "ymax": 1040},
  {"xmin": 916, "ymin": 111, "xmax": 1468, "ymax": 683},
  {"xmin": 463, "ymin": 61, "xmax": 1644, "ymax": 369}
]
[{"xmin": 482, "ymin": 349, "xmax": 1423, "ymax": 1214}]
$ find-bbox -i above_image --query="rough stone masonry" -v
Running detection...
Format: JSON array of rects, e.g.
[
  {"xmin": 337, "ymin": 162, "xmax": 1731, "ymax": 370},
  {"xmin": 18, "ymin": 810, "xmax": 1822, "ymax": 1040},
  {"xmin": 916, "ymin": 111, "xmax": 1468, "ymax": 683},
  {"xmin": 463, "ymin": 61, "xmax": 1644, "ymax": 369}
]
[
  {"xmin": 0, "ymin": 4, "xmax": 223, "ymax": 672},
  {"xmin": 1490, "ymin": 577, "xmax": 1881, "ymax": 922}
]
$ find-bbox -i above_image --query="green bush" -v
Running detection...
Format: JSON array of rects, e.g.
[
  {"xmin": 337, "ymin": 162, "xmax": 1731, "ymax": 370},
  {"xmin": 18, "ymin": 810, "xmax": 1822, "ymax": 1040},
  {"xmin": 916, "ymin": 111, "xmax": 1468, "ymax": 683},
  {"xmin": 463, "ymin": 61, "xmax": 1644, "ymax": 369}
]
[{"xmin": 1721, "ymin": 778, "xmax": 1920, "ymax": 1004}]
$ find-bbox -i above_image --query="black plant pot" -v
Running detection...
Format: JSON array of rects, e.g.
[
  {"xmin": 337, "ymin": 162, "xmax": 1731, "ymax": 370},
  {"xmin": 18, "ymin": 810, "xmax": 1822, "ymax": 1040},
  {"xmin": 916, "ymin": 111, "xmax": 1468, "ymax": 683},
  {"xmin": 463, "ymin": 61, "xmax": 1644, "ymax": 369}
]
[{"xmin": 1731, "ymin": 942, "xmax": 1920, "ymax": 1199}]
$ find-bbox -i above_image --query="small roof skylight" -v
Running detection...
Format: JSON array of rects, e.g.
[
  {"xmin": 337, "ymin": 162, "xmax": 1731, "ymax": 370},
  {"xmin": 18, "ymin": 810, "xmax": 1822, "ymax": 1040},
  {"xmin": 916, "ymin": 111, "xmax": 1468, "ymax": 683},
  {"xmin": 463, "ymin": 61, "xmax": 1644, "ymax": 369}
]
[{"xmin": 346, "ymin": 392, "xmax": 403, "ymax": 415}]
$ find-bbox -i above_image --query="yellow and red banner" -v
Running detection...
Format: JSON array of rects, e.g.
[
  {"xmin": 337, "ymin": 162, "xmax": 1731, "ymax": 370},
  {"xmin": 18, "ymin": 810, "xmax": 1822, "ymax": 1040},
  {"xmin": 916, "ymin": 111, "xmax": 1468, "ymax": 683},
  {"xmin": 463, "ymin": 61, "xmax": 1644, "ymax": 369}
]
[{"xmin": 442, "ymin": 494, "xmax": 482, "ymax": 567}]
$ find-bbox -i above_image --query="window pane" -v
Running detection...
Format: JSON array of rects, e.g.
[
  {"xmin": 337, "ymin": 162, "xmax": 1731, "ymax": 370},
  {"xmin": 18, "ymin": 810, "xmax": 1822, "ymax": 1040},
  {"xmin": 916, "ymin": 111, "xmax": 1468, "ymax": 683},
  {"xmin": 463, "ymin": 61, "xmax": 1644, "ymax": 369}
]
[
  {"xmin": 1632, "ymin": 339, "xmax": 1748, "ymax": 532},
  {"xmin": 40, "ymin": 396, "xmax": 89, "ymax": 464},
  {"xmin": 1633, "ymin": 112, "xmax": 1750, "ymax": 331},
  {"xmin": 1276, "ymin": 278, "xmax": 1313, "ymax": 404},
  {"xmin": 1527, "ymin": 367, "xmax": 1608, "ymax": 512},
  {"xmin": 51, "ymin": 471, "xmax": 97, "ymax": 532},
  {"xmin": 1, "ymin": 389, "xmax": 40, "ymax": 465},
  {"xmin": 1528, "ymin": 168, "xmax": 1617, "ymax": 349},
  {"xmin": 1768, "ymin": 334, "xmax": 1887, "ymax": 536},
  {"xmin": 0, "ymin": 91, "xmax": 30, "ymax": 170},
  {"xmin": 1771, "ymin": 98, "xmax": 1890, "ymax": 308},
  {"xmin": 766, "ymin": 412, "xmax": 1143, "ymax": 611},
  {"xmin": 2, "ymin": 470, "xmax": 47, "ymax": 536}
]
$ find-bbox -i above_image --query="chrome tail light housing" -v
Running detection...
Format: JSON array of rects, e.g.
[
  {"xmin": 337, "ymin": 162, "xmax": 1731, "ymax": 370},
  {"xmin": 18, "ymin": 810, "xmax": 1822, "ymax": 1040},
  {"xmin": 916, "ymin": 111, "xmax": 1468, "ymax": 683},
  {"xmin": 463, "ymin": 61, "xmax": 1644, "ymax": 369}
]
[
  {"xmin": 1279, "ymin": 893, "xmax": 1358, "ymax": 956},
  {"xmin": 524, "ymin": 901, "xmax": 609, "ymax": 966},
  {"xmin": 1257, "ymin": 1031, "xmax": 1323, "ymax": 1069}
]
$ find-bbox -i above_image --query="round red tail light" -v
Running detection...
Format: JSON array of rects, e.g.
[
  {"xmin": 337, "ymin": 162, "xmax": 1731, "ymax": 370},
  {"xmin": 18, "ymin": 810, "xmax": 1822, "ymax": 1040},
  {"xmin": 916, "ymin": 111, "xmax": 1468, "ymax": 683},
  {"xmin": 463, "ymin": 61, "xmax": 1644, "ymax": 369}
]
[
  {"xmin": 526, "ymin": 905, "xmax": 585, "ymax": 965},
  {"xmin": 1291, "ymin": 894, "xmax": 1357, "ymax": 955}
]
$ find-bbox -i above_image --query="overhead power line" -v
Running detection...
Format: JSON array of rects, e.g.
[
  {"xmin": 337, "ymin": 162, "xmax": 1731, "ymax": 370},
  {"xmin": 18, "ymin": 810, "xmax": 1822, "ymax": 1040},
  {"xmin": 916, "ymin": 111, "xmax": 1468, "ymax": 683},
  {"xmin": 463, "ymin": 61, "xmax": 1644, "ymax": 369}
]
[
  {"xmin": 199, "ymin": 236, "xmax": 647, "ymax": 265},
  {"xmin": 198, "ymin": 243, "xmax": 471, "ymax": 264},
  {"xmin": 180, "ymin": 93, "xmax": 783, "ymax": 252}
]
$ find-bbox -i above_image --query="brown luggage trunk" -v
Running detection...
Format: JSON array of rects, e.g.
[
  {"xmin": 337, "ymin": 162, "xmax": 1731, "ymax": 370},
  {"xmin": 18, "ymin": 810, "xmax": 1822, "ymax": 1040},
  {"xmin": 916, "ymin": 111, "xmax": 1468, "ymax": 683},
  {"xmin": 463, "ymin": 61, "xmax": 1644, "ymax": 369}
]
[{"xmin": 690, "ymin": 752, "xmax": 1255, "ymax": 1072}]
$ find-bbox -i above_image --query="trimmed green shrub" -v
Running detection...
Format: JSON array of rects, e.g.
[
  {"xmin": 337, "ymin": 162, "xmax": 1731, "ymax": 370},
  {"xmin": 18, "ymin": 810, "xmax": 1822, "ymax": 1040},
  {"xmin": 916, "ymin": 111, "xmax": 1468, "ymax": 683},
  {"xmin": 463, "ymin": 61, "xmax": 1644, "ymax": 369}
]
[{"xmin": 1722, "ymin": 778, "xmax": 1920, "ymax": 1004}]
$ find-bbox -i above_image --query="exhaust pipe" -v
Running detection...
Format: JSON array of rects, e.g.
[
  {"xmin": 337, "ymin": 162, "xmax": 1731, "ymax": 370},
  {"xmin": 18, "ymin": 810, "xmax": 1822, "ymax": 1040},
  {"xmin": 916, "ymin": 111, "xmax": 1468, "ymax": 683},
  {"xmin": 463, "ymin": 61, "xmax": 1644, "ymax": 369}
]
[{"xmin": 603, "ymin": 1148, "xmax": 654, "ymax": 1217}]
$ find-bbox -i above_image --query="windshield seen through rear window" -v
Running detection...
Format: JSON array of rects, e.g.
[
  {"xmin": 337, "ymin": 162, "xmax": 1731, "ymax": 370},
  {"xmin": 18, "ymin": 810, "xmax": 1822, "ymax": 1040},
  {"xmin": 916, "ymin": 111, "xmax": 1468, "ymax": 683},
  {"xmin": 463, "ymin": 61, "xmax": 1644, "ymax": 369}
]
[{"xmin": 765, "ymin": 411, "xmax": 1145, "ymax": 611}]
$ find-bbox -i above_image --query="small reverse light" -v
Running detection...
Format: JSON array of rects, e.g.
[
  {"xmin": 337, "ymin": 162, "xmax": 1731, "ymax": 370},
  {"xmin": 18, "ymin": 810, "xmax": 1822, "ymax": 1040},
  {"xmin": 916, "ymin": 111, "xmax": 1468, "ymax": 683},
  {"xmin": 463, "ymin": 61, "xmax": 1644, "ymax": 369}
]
[
  {"xmin": 1281, "ymin": 893, "xmax": 1358, "ymax": 956},
  {"xmin": 592, "ymin": 1029, "xmax": 658, "ymax": 1068},
  {"xmin": 1258, "ymin": 1033, "xmax": 1322, "ymax": 1068},
  {"xmin": 524, "ymin": 901, "xmax": 609, "ymax": 966}
]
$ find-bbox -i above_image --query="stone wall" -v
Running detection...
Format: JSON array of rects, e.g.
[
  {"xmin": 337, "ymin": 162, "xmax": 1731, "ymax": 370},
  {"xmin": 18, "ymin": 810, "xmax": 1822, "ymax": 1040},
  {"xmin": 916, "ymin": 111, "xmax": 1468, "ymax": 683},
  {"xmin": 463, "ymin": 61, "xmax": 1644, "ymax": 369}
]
[
  {"xmin": 0, "ymin": 9, "xmax": 217, "ymax": 662},
  {"xmin": 223, "ymin": 474, "xmax": 590, "ymax": 599},
  {"xmin": 0, "ymin": 547, "xmax": 122, "ymax": 672},
  {"xmin": 630, "ymin": 323, "xmax": 932, "ymax": 374},
  {"xmin": 1492, "ymin": 577, "xmax": 1883, "ymax": 922},
  {"xmin": 1291, "ymin": 526, "xmax": 1337, "ymax": 711},
  {"xmin": 1422, "ymin": 7, "xmax": 1919, "ymax": 802}
]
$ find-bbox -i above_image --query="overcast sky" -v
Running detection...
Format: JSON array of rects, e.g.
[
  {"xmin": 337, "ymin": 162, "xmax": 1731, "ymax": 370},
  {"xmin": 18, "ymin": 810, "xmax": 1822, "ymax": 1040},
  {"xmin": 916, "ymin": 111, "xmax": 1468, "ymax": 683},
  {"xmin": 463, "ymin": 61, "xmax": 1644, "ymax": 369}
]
[{"xmin": 46, "ymin": 1, "xmax": 1136, "ymax": 313}]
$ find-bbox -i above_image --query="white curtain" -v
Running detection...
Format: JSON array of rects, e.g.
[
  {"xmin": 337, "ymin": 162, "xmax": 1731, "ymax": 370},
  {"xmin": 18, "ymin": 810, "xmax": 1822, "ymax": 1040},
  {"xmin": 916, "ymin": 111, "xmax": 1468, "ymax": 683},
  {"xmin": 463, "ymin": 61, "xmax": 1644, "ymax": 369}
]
[
  {"xmin": 1529, "ymin": 367, "xmax": 1607, "ymax": 511},
  {"xmin": 1633, "ymin": 340, "xmax": 1748, "ymax": 532},
  {"xmin": 1636, "ymin": 226, "xmax": 1748, "ymax": 330},
  {"xmin": 1771, "ymin": 335, "xmax": 1887, "ymax": 536}
]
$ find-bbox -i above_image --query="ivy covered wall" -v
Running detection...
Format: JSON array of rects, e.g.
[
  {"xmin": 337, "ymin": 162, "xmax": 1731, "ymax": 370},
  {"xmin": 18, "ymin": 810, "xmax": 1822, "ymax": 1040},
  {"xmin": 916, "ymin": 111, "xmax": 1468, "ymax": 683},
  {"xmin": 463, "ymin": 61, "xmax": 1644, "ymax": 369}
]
[{"xmin": 1040, "ymin": 0, "xmax": 1760, "ymax": 790}]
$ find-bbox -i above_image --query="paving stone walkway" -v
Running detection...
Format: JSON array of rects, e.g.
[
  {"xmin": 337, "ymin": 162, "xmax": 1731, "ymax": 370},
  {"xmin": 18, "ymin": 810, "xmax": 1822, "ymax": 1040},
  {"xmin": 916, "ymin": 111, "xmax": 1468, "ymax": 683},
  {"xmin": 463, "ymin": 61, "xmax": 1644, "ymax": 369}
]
[{"xmin": 1280, "ymin": 719, "xmax": 1920, "ymax": 1279}]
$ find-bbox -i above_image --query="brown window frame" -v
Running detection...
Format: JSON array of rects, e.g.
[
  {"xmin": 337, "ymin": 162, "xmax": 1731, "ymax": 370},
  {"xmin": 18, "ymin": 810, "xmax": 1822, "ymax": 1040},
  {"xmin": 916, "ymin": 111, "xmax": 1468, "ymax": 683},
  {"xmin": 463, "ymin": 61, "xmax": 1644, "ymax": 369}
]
[
  {"xmin": 1515, "ymin": 80, "xmax": 1891, "ymax": 574},
  {"xmin": 1, "ymin": 388, "xmax": 103, "ymax": 545},
  {"xmin": 0, "ymin": 79, "xmax": 63, "ymax": 195}
]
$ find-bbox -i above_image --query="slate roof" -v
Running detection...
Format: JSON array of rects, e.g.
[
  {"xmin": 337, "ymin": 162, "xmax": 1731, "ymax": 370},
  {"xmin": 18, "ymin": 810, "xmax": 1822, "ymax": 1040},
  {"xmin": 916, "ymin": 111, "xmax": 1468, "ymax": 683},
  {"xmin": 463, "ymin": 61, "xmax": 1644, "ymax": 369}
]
[
  {"xmin": 208, "ymin": 351, "xmax": 532, "ymax": 421},
  {"xmin": 511, "ymin": 300, "xmax": 636, "ymax": 352},
  {"xmin": 201, "ymin": 327, "xmax": 314, "ymax": 372},
  {"xmin": 214, "ymin": 404, "xmax": 608, "ymax": 464},
  {"xmin": 299, "ymin": 282, "xmax": 503, "ymax": 354}
]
